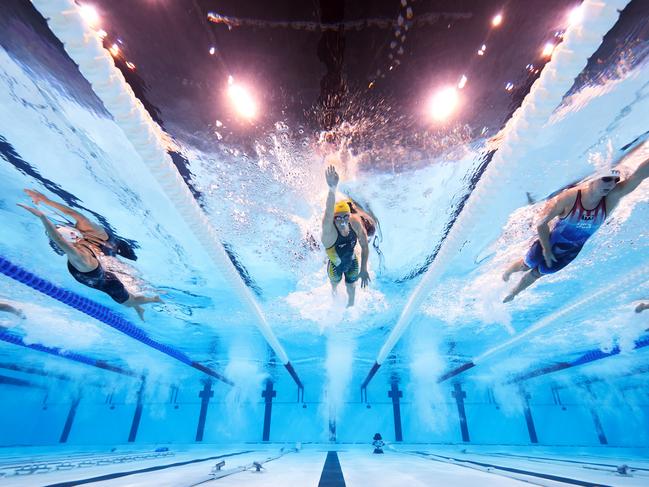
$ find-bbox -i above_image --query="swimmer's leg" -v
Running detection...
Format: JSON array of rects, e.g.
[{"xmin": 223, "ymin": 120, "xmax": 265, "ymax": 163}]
[
  {"xmin": 503, "ymin": 269, "xmax": 541, "ymax": 303},
  {"xmin": 345, "ymin": 281, "xmax": 356, "ymax": 307},
  {"xmin": 123, "ymin": 295, "xmax": 162, "ymax": 321},
  {"xmin": 128, "ymin": 295, "xmax": 162, "ymax": 305},
  {"xmin": 327, "ymin": 261, "xmax": 342, "ymax": 295},
  {"xmin": 344, "ymin": 258, "xmax": 360, "ymax": 307},
  {"xmin": 502, "ymin": 258, "xmax": 529, "ymax": 282}
]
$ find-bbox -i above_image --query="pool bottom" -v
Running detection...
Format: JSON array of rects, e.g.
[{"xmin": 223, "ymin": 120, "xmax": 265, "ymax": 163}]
[{"xmin": 1, "ymin": 444, "xmax": 648, "ymax": 487}]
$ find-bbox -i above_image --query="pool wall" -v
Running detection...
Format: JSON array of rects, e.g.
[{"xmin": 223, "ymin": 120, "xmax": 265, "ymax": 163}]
[{"xmin": 1, "ymin": 366, "xmax": 647, "ymax": 448}]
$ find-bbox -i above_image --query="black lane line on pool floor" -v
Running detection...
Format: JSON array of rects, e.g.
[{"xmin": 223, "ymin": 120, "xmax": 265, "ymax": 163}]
[
  {"xmin": 414, "ymin": 451, "xmax": 614, "ymax": 487},
  {"xmin": 487, "ymin": 451, "xmax": 649, "ymax": 472},
  {"xmin": 318, "ymin": 451, "xmax": 346, "ymax": 487},
  {"xmin": 42, "ymin": 450, "xmax": 254, "ymax": 487}
]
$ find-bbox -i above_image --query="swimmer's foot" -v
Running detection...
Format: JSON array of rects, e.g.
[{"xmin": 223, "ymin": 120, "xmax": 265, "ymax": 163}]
[
  {"xmin": 134, "ymin": 305, "xmax": 145, "ymax": 322},
  {"xmin": 502, "ymin": 269, "xmax": 513, "ymax": 282},
  {"xmin": 133, "ymin": 295, "xmax": 163, "ymax": 305},
  {"xmin": 503, "ymin": 293, "xmax": 515, "ymax": 304}
]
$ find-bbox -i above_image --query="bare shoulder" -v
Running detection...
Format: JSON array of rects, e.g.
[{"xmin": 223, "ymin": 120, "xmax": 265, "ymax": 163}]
[{"xmin": 552, "ymin": 187, "xmax": 578, "ymax": 213}]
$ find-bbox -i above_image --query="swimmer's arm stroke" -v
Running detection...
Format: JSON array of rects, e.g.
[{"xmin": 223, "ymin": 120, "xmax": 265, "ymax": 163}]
[
  {"xmin": 18, "ymin": 204, "xmax": 94, "ymax": 270},
  {"xmin": 536, "ymin": 190, "xmax": 577, "ymax": 266},
  {"xmin": 24, "ymin": 189, "xmax": 108, "ymax": 238},
  {"xmin": 351, "ymin": 217, "xmax": 371, "ymax": 288},
  {"xmin": 607, "ymin": 155, "xmax": 649, "ymax": 210},
  {"xmin": 322, "ymin": 165, "xmax": 339, "ymax": 248}
]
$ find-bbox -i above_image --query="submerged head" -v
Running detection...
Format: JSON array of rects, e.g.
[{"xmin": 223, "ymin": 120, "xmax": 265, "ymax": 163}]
[
  {"xmin": 333, "ymin": 201, "xmax": 351, "ymax": 232},
  {"xmin": 591, "ymin": 168, "xmax": 621, "ymax": 196}
]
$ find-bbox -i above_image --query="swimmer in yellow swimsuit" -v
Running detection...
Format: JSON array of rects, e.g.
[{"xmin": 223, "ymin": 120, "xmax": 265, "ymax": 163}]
[{"xmin": 321, "ymin": 165, "xmax": 371, "ymax": 307}]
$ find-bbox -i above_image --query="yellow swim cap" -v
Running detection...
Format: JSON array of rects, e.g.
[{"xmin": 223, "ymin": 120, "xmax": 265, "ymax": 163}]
[{"xmin": 334, "ymin": 201, "xmax": 351, "ymax": 215}]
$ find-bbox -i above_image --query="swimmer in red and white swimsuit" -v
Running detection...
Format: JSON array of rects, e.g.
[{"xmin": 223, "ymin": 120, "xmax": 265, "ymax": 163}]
[
  {"xmin": 18, "ymin": 189, "xmax": 161, "ymax": 320},
  {"xmin": 503, "ymin": 150, "xmax": 649, "ymax": 303}
]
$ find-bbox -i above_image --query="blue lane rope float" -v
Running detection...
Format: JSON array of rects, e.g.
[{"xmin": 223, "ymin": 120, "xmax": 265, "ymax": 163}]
[
  {"xmin": 0, "ymin": 330, "xmax": 137, "ymax": 377},
  {"xmin": 511, "ymin": 334, "xmax": 649, "ymax": 383},
  {"xmin": 0, "ymin": 256, "xmax": 233, "ymax": 386}
]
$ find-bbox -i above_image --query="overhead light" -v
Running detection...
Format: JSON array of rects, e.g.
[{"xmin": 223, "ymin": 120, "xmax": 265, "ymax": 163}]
[
  {"xmin": 541, "ymin": 42, "xmax": 555, "ymax": 58},
  {"xmin": 428, "ymin": 86, "xmax": 459, "ymax": 122},
  {"xmin": 79, "ymin": 4, "xmax": 100, "ymax": 28},
  {"xmin": 227, "ymin": 76, "xmax": 257, "ymax": 120}
]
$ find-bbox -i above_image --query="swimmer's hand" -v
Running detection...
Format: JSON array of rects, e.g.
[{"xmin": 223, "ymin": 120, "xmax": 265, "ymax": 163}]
[
  {"xmin": 17, "ymin": 203, "xmax": 44, "ymax": 218},
  {"xmin": 359, "ymin": 270, "xmax": 371, "ymax": 289},
  {"xmin": 542, "ymin": 246, "xmax": 557, "ymax": 268},
  {"xmin": 24, "ymin": 189, "xmax": 48, "ymax": 205},
  {"xmin": 325, "ymin": 165, "xmax": 339, "ymax": 189},
  {"xmin": 635, "ymin": 303, "xmax": 648, "ymax": 313}
]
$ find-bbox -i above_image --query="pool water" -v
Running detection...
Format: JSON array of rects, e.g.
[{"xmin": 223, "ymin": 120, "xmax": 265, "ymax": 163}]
[{"xmin": 1, "ymin": 0, "xmax": 649, "ymax": 485}]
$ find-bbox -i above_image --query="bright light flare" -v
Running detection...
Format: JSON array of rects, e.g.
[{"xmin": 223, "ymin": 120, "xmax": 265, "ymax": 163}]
[
  {"xmin": 428, "ymin": 87, "xmax": 459, "ymax": 122},
  {"xmin": 457, "ymin": 74, "xmax": 467, "ymax": 89},
  {"xmin": 542, "ymin": 42, "xmax": 555, "ymax": 58},
  {"xmin": 227, "ymin": 76, "xmax": 257, "ymax": 120},
  {"xmin": 568, "ymin": 5, "xmax": 583, "ymax": 26},
  {"xmin": 109, "ymin": 43, "xmax": 120, "ymax": 57},
  {"xmin": 79, "ymin": 4, "xmax": 100, "ymax": 28},
  {"xmin": 492, "ymin": 13, "xmax": 503, "ymax": 27}
]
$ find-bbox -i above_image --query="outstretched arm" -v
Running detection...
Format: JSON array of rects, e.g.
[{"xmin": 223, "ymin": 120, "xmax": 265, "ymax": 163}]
[
  {"xmin": 18, "ymin": 204, "xmax": 76, "ymax": 254},
  {"xmin": 17, "ymin": 204, "xmax": 95, "ymax": 273},
  {"xmin": 608, "ymin": 155, "xmax": 649, "ymax": 208},
  {"xmin": 321, "ymin": 165, "xmax": 340, "ymax": 247},
  {"xmin": 24, "ymin": 189, "xmax": 107, "ymax": 237}
]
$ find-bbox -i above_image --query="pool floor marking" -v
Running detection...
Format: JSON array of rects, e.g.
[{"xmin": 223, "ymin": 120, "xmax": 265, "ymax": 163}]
[
  {"xmin": 487, "ymin": 452, "xmax": 649, "ymax": 472},
  {"xmin": 42, "ymin": 450, "xmax": 254, "ymax": 487},
  {"xmin": 388, "ymin": 381, "xmax": 403, "ymax": 442},
  {"xmin": 128, "ymin": 379, "xmax": 146, "ymax": 442},
  {"xmin": 452, "ymin": 383, "xmax": 470, "ymax": 442},
  {"xmin": 318, "ymin": 451, "xmax": 346, "ymax": 487},
  {"xmin": 589, "ymin": 408, "xmax": 608, "ymax": 445},
  {"xmin": 521, "ymin": 389, "xmax": 538, "ymax": 444},
  {"xmin": 196, "ymin": 380, "xmax": 214, "ymax": 442},
  {"xmin": 413, "ymin": 451, "xmax": 614, "ymax": 487},
  {"xmin": 59, "ymin": 395, "xmax": 81, "ymax": 443},
  {"xmin": 262, "ymin": 379, "xmax": 276, "ymax": 441}
]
